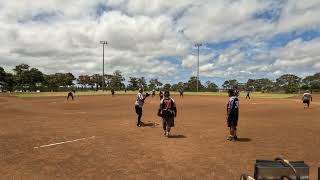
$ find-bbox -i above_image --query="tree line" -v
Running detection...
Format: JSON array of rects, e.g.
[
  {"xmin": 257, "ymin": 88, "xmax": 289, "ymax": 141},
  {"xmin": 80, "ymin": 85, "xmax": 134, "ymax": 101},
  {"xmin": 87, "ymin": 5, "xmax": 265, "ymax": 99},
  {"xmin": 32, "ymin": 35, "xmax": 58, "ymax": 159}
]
[
  {"xmin": 0, "ymin": 64, "xmax": 319, "ymax": 93},
  {"xmin": 222, "ymin": 73, "xmax": 320, "ymax": 93}
]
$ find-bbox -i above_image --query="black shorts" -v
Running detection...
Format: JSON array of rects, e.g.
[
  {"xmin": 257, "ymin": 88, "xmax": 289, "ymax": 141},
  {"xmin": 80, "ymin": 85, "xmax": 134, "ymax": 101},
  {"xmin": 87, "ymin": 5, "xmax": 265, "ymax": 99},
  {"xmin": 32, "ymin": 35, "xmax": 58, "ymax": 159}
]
[
  {"xmin": 303, "ymin": 100, "xmax": 310, "ymax": 105},
  {"xmin": 227, "ymin": 117, "xmax": 238, "ymax": 128},
  {"xmin": 162, "ymin": 117, "xmax": 174, "ymax": 128},
  {"xmin": 135, "ymin": 105, "xmax": 142, "ymax": 115}
]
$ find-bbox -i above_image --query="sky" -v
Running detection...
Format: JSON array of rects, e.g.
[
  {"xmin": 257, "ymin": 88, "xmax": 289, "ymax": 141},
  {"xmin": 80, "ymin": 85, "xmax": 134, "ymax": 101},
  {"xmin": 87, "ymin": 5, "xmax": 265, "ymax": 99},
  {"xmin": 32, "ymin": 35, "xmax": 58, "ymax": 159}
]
[{"xmin": 0, "ymin": 0, "xmax": 320, "ymax": 86}]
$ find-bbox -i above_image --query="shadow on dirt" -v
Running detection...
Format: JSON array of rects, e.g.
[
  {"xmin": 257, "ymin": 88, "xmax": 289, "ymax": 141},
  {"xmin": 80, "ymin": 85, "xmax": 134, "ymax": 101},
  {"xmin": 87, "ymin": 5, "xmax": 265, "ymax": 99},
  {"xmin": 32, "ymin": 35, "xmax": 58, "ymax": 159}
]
[
  {"xmin": 168, "ymin": 135, "xmax": 186, "ymax": 138},
  {"xmin": 236, "ymin": 138, "xmax": 251, "ymax": 142}
]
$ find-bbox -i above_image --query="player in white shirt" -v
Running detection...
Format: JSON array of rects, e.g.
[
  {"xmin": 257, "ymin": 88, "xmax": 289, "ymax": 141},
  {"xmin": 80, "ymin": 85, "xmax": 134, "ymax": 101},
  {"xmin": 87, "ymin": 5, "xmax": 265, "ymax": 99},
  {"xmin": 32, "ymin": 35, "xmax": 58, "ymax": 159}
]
[
  {"xmin": 302, "ymin": 90, "xmax": 312, "ymax": 108},
  {"xmin": 135, "ymin": 88, "xmax": 149, "ymax": 127}
]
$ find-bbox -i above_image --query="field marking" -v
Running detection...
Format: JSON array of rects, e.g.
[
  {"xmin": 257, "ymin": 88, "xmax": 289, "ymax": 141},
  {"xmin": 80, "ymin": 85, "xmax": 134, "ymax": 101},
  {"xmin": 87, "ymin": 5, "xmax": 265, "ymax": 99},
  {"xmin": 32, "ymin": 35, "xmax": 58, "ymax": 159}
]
[
  {"xmin": 34, "ymin": 136, "xmax": 95, "ymax": 149},
  {"xmin": 63, "ymin": 111, "xmax": 87, "ymax": 115},
  {"xmin": 251, "ymin": 103, "xmax": 261, "ymax": 105}
]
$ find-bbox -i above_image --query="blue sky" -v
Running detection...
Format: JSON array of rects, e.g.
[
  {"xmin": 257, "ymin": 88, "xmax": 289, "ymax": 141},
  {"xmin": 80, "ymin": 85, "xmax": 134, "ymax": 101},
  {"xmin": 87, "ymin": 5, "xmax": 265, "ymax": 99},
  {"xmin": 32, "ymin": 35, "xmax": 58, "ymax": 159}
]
[{"xmin": 1, "ymin": 0, "xmax": 320, "ymax": 87}]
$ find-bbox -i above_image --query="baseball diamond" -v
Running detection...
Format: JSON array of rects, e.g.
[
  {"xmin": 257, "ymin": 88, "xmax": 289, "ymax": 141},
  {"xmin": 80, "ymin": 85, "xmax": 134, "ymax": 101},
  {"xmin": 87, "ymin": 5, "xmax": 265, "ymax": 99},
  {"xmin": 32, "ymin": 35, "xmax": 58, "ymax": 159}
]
[{"xmin": 0, "ymin": 94, "xmax": 319, "ymax": 179}]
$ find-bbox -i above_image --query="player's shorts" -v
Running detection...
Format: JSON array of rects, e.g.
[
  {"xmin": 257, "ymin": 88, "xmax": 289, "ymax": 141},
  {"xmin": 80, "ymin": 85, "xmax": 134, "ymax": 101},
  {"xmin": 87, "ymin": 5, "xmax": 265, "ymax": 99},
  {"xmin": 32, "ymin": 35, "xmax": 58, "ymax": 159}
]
[
  {"xmin": 227, "ymin": 117, "xmax": 238, "ymax": 128},
  {"xmin": 162, "ymin": 117, "xmax": 174, "ymax": 128},
  {"xmin": 135, "ymin": 105, "xmax": 142, "ymax": 115},
  {"xmin": 303, "ymin": 100, "xmax": 310, "ymax": 105}
]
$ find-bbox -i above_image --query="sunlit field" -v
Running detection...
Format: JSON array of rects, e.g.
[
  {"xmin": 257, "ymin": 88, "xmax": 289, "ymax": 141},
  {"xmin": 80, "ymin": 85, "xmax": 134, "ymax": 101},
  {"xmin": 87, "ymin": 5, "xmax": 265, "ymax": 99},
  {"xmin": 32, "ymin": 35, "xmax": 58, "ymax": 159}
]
[{"xmin": 3, "ymin": 91, "xmax": 299, "ymax": 99}]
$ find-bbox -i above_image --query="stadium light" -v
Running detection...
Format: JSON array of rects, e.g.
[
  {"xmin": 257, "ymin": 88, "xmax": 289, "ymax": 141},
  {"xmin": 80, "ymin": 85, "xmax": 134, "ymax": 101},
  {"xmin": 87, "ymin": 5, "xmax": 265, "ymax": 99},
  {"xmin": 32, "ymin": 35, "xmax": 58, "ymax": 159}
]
[
  {"xmin": 195, "ymin": 43, "xmax": 202, "ymax": 92},
  {"xmin": 100, "ymin": 41, "xmax": 108, "ymax": 91}
]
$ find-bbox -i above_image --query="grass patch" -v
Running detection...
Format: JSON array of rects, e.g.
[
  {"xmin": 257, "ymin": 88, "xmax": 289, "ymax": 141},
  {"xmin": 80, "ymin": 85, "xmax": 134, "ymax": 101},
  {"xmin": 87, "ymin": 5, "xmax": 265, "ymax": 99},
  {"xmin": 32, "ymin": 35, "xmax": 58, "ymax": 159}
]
[
  {"xmin": 9, "ymin": 91, "xmax": 136, "ymax": 98},
  {"xmin": 5, "ymin": 91, "xmax": 297, "ymax": 99},
  {"xmin": 183, "ymin": 92, "xmax": 297, "ymax": 98}
]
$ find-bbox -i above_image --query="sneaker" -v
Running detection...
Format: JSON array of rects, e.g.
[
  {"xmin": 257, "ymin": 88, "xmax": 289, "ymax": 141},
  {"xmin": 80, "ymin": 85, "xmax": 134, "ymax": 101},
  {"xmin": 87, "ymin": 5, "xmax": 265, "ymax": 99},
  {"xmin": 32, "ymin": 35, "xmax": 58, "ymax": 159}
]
[
  {"xmin": 166, "ymin": 132, "xmax": 170, "ymax": 137},
  {"xmin": 234, "ymin": 136, "xmax": 238, "ymax": 140},
  {"xmin": 163, "ymin": 131, "xmax": 166, "ymax": 136},
  {"xmin": 227, "ymin": 135, "xmax": 233, "ymax": 141}
]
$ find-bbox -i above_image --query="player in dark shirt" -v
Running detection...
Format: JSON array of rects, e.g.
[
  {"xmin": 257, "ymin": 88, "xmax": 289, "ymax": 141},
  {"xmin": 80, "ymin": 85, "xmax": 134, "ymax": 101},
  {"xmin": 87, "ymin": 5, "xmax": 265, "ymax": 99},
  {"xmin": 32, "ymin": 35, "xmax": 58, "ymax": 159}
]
[
  {"xmin": 245, "ymin": 91, "xmax": 250, "ymax": 99},
  {"xmin": 158, "ymin": 91, "xmax": 177, "ymax": 137},
  {"xmin": 67, "ymin": 91, "xmax": 74, "ymax": 100},
  {"xmin": 159, "ymin": 91, "xmax": 164, "ymax": 101},
  {"xmin": 179, "ymin": 88, "xmax": 184, "ymax": 97},
  {"xmin": 226, "ymin": 89, "xmax": 239, "ymax": 141},
  {"xmin": 111, "ymin": 89, "xmax": 115, "ymax": 96}
]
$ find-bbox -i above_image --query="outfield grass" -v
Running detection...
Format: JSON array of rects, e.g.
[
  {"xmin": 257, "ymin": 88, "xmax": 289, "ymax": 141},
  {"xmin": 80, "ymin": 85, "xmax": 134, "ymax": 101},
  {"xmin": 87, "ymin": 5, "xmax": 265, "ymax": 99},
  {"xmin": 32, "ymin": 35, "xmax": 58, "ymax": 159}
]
[{"xmin": 4, "ymin": 90, "xmax": 298, "ymax": 99}]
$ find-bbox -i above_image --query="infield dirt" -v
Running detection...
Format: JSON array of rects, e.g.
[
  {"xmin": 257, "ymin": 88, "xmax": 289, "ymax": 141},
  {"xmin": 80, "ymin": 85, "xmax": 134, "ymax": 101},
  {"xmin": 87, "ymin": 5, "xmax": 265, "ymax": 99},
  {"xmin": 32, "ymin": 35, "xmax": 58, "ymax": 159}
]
[{"xmin": 0, "ymin": 94, "xmax": 319, "ymax": 179}]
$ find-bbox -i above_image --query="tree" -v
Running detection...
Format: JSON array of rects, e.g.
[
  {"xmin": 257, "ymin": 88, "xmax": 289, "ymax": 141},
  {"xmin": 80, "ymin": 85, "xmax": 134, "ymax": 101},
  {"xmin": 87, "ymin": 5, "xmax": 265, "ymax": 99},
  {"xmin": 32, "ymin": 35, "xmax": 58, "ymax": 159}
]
[
  {"xmin": 276, "ymin": 74, "xmax": 301, "ymax": 93},
  {"xmin": 44, "ymin": 74, "xmax": 60, "ymax": 91},
  {"xmin": 29, "ymin": 68, "xmax": 44, "ymax": 90},
  {"xmin": 91, "ymin": 74, "xmax": 102, "ymax": 91},
  {"xmin": 0, "ymin": 66, "xmax": 6, "ymax": 82},
  {"xmin": 148, "ymin": 78, "xmax": 163, "ymax": 90},
  {"xmin": 128, "ymin": 77, "xmax": 139, "ymax": 90},
  {"xmin": 163, "ymin": 83, "xmax": 171, "ymax": 90},
  {"xmin": 186, "ymin": 76, "xmax": 203, "ymax": 91},
  {"xmin": 205, "ymin": 81, "xmax": 218, "ymax": 92},
  {"xmin": 78, "ymin": 75, "xmax": 91, "ymax": 89},
  {"xmin": 108, "ymin": 70, "xmax": 125, "ymax": 90},
  {"xmin": 246, "ymin": 78, "xmax": 274, "ymax": 92},
  {"xmin": 310, "ymin": 80, "xmax": 320, "ymax": 90},
  {"xmin": 64, "ymin": 73, "xmax": 75, "ymax": 87},
  {"xmin": 155, "ymin": 79, "xmax": 163, "ymax": 89},
  {"xmin": 13, "ymin": 64, "xmax": 31, "ymax": 90},
  {"xmin": 4, "ymin": 73, "xmax": 15, "ymax": 91},
  {"xmin": 138, "ymin": 77, "xmax": 147, "ymax": 89},
  {"xmin": 222, "ymin": 79, "xmax": 238, "ymax": 90},
  {"xmin": 302, "ymin": 72, "xmax": 320, "ymax": 90}
]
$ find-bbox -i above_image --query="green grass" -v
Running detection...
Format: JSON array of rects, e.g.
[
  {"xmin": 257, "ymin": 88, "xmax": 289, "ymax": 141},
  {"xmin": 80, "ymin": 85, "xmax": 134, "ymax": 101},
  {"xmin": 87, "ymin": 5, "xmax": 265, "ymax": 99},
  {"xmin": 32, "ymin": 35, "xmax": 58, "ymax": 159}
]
[
  {"xmin": 9, "ymin": 91, "xmax": 136, "ymax": 98},
  {"xmin": 6, "ymin": 91, "xmax": 298, "ymax": 99},
  {"xmin": 183, "ymin": 92, "xmax": 297, "ymax": 98}
]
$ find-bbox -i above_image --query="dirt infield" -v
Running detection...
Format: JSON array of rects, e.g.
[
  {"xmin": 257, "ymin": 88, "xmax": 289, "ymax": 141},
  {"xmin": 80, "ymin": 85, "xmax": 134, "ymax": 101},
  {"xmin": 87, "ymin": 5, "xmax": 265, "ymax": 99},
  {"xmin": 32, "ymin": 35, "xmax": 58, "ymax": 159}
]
[{"xmin": 0, "ymin": 94, "xmax": 319, "ymax": 179}]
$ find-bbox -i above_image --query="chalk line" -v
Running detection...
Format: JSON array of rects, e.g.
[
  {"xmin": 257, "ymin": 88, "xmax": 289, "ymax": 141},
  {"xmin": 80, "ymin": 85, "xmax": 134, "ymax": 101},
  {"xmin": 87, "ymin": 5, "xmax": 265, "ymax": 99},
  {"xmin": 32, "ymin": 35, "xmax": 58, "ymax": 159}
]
[
  {"xmin": 34, "ymin": 136, "xmax": 95, "ymax": 149},
  {"xmin": 63, "ymin": 111, "xmax": 87, "ymax": 115}
]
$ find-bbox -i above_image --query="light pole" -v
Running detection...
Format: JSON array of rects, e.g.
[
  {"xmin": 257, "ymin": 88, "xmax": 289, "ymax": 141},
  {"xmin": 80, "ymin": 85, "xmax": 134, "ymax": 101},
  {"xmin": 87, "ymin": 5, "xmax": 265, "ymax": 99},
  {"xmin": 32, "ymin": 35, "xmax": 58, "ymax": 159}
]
[
  {"xmin": 195, "ymin": 43, "xmax": 202, "ymax": 92},
  {"xmin": 100, "ymin": 41, "xmax": 107, "ymax": 91}
]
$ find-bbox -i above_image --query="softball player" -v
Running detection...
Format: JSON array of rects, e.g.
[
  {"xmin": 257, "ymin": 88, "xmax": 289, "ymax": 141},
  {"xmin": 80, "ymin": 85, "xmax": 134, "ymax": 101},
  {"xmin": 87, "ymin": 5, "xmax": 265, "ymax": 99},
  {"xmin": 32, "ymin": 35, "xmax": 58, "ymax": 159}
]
[
  {"xmin": 226, "ymin": 89, "xmax": 239, "ymax": 141},
  {"xmin": 158, "ymin": 91, "xmax": 177, "ymax": 137},
  {"xmin": 159, "ymin": 91, "xmax": 164, "ymax": 101},
  {"xmin": 302, "ymin": 90, "xmax": 312, "ymax": 108},
  {"xmin": 67, "ymin": 91, "xmax": 74, "ymax": 100},
  {"xmin": 134, "ymin": 88, "xmax": 149, "ymax": 127}
]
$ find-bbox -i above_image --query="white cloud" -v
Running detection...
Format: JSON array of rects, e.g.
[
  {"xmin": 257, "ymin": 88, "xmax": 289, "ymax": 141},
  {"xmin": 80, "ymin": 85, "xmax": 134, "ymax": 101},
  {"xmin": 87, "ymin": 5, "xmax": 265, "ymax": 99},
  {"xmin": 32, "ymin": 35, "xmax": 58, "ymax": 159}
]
[
  {"xmin": 0, "ymin": 0, "xmax": 320, "ymax": 84},
  {"xmin": 276, "ymin": 0, "xmax": 320, "ymax": 33}
]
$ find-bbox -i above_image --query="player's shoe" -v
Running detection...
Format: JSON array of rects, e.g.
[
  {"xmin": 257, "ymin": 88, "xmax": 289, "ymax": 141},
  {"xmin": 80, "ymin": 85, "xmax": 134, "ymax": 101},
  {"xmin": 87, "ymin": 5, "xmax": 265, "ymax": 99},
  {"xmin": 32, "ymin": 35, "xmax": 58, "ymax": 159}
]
[
  {"xmin": 233, "ymin": 136, "xmax": 238, "ymax": 141},
  {"xmin": 166, "ymin": 131, "xmax": 170, "ymax": 137},
  {"xmin": 227, "ymin": 135, "xmax": 233, "ymax": 141},
  {"xmin": 234, "ymin": 136, "xmax": 238, "ymax": 140}
]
